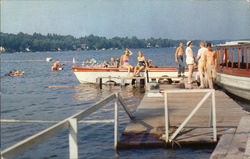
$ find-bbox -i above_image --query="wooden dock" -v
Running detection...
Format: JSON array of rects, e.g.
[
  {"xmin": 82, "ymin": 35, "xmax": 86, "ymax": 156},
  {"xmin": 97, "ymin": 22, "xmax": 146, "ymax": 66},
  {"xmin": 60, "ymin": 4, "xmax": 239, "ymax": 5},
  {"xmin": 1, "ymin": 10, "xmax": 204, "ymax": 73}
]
[
  {"xmin": 210, "ymin": 116, "xmax": 250, "ymax": 159},
  {"xmin": 118, "ymin": 84, "xmax": 249, "ymax": 149}
]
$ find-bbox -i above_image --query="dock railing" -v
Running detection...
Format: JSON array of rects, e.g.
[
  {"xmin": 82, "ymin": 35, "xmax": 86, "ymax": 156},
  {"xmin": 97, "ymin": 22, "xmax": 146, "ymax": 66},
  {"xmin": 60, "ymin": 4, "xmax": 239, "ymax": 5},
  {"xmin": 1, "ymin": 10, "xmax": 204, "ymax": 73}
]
[
  {"xmin": 1, "ymin": 93, "xmax": 134, "ymax": 159},
  {"xmin": 163, "ymin": 89, "xmax": 217, "ymax": 142}
]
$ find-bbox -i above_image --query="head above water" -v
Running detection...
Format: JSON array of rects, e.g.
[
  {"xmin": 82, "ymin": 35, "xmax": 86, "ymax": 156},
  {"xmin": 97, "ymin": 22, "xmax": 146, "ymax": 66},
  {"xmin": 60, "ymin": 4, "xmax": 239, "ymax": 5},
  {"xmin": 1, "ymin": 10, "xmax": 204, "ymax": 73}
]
[{"xmin": 110, "ymin": 56, "xmax": 115, "ymax": 61}]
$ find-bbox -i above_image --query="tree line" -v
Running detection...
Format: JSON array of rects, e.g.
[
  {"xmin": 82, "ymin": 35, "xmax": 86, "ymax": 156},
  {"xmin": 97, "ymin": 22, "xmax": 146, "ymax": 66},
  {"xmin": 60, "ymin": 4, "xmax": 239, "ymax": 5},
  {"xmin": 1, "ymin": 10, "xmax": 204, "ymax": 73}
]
[{"xmin": 0, "ymin": 32, "xmax": 228, "ymax": 53}]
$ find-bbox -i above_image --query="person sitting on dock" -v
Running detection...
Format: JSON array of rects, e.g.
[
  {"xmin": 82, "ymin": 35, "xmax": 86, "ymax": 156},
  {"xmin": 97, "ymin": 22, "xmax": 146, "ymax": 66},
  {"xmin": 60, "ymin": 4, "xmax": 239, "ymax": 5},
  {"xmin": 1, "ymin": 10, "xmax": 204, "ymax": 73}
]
[
  {"xmin": 204, "ymin": 43, "xmax": 217, "ymax": 89},
  {"xmin": 175, "ymin": 41, "xmax": 185, "ymax": 77},
  {"xmin": 196, "ymin": 40, "xmax": 208, "ymax": 88},
  {"xmin": 119, "ymin": 48, "xmax": 134, "ymax": 74},
  {"xmin": 51, "ymin": 60, "xmax": 62, "ymax": 71},
  {"xmin": 185, "ymin": 41, "xmax": 195, "ymax": 84},
  {"xmin": 134, "ymin": 51, "xmax": 148, "ymax": 76}
]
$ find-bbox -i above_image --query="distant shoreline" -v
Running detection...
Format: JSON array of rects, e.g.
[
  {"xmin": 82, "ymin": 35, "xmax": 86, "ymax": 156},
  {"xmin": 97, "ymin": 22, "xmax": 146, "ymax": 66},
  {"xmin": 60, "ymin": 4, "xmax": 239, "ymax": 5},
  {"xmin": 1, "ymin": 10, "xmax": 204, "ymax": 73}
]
[{"xmin": 1, "ymin": 32, "xmax": 249, "ymax": 53}]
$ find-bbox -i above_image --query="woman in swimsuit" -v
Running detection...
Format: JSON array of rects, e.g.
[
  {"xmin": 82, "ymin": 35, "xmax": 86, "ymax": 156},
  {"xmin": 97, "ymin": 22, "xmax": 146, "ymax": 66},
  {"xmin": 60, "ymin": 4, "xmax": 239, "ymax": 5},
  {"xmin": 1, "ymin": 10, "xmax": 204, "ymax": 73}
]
[
  {"xmin": 134, "ymin": 51, "xmax": 148, "ymax": 76},
  {"xmin": 120, "ymin": 48, "xmax": 134, "ymax": 74}
]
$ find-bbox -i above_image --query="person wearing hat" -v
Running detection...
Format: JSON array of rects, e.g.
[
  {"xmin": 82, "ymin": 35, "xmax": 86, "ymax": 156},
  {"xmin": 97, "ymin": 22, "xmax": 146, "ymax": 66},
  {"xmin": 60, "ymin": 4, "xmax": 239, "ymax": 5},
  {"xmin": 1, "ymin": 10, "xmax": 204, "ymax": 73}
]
[{"xmin": 185, "ymin": 41, "xmax": 195, "ymax": 84}]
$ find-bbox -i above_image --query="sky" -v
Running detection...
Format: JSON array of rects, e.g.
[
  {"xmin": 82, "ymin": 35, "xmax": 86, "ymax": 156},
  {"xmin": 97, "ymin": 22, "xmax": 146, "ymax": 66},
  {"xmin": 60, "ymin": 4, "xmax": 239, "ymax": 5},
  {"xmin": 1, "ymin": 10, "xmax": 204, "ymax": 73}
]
[{"xmin": 1, "ymin": 0, "xmax": 250, "ymax": 40}]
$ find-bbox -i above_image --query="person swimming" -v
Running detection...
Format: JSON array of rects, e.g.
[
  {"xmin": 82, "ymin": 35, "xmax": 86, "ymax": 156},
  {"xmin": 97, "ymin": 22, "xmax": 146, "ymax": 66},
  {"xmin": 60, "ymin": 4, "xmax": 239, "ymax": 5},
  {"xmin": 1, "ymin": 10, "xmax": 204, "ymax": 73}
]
[
  {"xmin": 6, "ymin": 70, "xmax": 25, "ymax": 76},
  {"xmin": 51, "ymin": 60, "xmax": 62, "ymax": 71}
]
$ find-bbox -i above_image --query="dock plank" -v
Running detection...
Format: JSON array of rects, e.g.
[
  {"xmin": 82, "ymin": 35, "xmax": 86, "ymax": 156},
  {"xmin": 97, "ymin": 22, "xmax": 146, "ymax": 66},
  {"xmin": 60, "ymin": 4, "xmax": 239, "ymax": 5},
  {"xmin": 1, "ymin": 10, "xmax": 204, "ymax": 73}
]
[
  {"xmin": 210, "ymin": 128, "xmax": 236, "ymax": 159},
  {"xmin": 244, "ymin": 134, "xmax": 250, "ymax": 159},
  {"xmin": 225, "ymin": 116, "xmax": 250, "ymax": 159},
  {"xmin": 118, "ymin": 84, "xmax": 248, "ymax": 148}
]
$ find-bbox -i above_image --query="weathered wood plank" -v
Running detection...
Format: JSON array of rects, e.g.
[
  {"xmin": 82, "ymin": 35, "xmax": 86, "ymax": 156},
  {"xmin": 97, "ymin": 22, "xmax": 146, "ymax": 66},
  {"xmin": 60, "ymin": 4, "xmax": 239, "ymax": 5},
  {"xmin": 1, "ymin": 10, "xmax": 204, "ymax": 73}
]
[
  {"xmin": 210, "ymin": 128, "xmax": 236, "ymax": 159},
  {"xmin": 119, "ymin": 84, "xmax": 248, "ymax": 148},
  {"xmin": 244, "ymin": 134, "xmax": 250, "ymax": 159},
  {"xmin": 225, "ymin": 116, "xmax": 250, "ymax": 159}
]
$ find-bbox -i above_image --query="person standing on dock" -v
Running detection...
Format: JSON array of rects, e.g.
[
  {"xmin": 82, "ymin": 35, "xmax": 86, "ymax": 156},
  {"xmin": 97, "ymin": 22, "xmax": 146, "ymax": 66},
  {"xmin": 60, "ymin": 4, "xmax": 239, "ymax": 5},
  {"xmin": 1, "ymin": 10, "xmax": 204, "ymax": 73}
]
[
  {"xmin": 120, "ymin": 48, "xmax": 134, "ymax": 75},
  {"xmin": 185, "ymin": 41, "xmax": 195, "ymax": 84},
  {"xmin": 196, "ymin": 40, "xmax": 208, "ymax": 88},
  {"xmin": 175, "ymin": 41, "xmax": 185, "ymax": 77},
  {"xmin": 204, "ymin": 43, "xmax": 217, "ymax": 89}
]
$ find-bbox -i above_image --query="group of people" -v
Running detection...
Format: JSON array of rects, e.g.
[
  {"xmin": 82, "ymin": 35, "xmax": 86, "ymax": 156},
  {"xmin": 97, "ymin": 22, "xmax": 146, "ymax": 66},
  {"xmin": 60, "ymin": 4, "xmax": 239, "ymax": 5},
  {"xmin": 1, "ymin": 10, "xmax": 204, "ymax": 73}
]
[
  {"xmin": 104, "ymin": 48, "xmax": 155, "ymax": 76},
  {"xmin": 175, "ymin": 40, "xmax": 217, "ymax": 89}
]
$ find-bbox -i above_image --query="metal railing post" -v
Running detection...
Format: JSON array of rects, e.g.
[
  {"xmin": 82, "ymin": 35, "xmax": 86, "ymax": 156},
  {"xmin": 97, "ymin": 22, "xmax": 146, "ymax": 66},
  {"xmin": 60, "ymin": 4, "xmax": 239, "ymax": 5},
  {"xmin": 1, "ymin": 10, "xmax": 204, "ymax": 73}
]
[
  {"xmin": 164, "ymin": 92, "xmax": 169, "ymax": 142},
  {"xmin": 114, "ymin": 93, "xmax": 119, "ymax": 149},
  {"xmin": 209, "ymin": 90, "xmax": 212, "ymax": 127},
  {"xmin": 69, "ymin": 118, "xmax": 78, "ymax": 159},
  {"xmin": 212, "ymin": 90, "xmax": 217, "ymax": 142},
  {"xmin": 170, "ymin": 92, "xmax": 211, "ymax": 141}
]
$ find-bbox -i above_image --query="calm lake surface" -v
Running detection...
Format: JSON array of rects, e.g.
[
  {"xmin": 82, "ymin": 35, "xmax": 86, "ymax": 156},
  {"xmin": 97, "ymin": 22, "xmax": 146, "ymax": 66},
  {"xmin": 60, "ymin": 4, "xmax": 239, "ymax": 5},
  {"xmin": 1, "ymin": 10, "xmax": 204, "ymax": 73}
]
[{"xmin": 1, "ymin": 47, "xmax": 248, "ymax": 159}]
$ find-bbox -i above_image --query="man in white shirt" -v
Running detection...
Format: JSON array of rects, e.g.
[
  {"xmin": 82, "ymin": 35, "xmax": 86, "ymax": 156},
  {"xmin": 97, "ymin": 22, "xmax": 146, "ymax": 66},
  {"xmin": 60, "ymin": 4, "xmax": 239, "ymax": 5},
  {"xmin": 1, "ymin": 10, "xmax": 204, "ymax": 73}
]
[
  {"xmin": 196, "ymin": 41, "xmax": 207, "ymax": 88},
  {"xmin": 185, "ymin": 41, "xmax": 195, "ymax": 84}
]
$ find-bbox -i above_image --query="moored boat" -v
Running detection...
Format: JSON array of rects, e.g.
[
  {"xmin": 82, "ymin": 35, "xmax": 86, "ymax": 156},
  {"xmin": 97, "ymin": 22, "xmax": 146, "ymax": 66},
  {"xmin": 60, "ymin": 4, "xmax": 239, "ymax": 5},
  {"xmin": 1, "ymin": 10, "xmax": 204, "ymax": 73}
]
[
  {"xmin": 72, "ymin": 66, "xmax": 193, "ymax": 84},
  {"xmin": 216, "ymin": 41, "xmax": 250, "ymax": 100}
]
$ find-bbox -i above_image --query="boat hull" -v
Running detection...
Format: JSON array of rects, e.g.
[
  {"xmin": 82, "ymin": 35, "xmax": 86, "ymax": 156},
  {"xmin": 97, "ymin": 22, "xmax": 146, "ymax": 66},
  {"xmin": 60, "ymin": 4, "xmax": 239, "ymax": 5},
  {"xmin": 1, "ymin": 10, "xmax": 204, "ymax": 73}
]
[
  {"xmin": 216, "ymin": 72, "xmax": 250, "ymax": 100},
  {"xmin": 72, "ymin": 66, "xmax": 193, "ymax": 84}
]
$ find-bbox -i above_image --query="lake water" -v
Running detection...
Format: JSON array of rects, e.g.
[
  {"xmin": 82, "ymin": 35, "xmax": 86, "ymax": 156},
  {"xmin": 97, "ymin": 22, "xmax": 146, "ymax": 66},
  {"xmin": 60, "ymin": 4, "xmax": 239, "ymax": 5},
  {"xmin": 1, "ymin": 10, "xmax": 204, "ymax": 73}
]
[{"xmin": 1, "ymin": 47, "xmax": 247, "ymax": 159}]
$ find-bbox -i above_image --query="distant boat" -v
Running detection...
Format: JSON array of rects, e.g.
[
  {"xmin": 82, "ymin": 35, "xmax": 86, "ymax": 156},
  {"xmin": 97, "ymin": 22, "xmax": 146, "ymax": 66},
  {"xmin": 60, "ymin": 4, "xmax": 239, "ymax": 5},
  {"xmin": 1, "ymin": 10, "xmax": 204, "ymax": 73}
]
[
  {"xmin": 46, "ymin": 57, "xmax": 53, "ymax": 62},
  {"xmin": 0, "ymin": 46, "xmax": 6, "ymax": 52},
  {"xmin": 73, "ymin": 58, "xmax": 76, "ymax": 65},
  {"xmin": 216, "ymin": 41, "xmax": 250, "ymax": 100}
]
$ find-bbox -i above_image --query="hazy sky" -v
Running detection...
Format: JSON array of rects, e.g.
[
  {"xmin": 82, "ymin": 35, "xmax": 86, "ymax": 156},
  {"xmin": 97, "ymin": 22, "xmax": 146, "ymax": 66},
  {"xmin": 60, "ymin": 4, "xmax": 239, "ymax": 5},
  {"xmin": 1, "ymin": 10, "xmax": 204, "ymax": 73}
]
[{"xmin": 1, "ymin": 0, "xmax": 250, "ymax": 40}]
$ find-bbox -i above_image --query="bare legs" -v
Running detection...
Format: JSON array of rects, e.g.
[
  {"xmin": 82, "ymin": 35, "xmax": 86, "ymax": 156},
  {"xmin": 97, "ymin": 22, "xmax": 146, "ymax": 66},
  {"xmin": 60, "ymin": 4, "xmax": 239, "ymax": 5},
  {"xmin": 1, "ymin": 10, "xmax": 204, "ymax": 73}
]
[
  {"xmin": 188, "ymin": 64, "xmax": 194, "ymax": 84},
  {"xmin": 123, "ymin": 65, "xmax": 134, "ymax": 74},
  {"xmin": 205, "ymin": 65, "xmax": 216, "ymax": 89},
  {"xmin": 198, "ymin": 65, "xmax": 205, "ymax": 88},
  {"xmin": 134, "ymin": 66, "xmax": 145, "ymax": 76}
]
